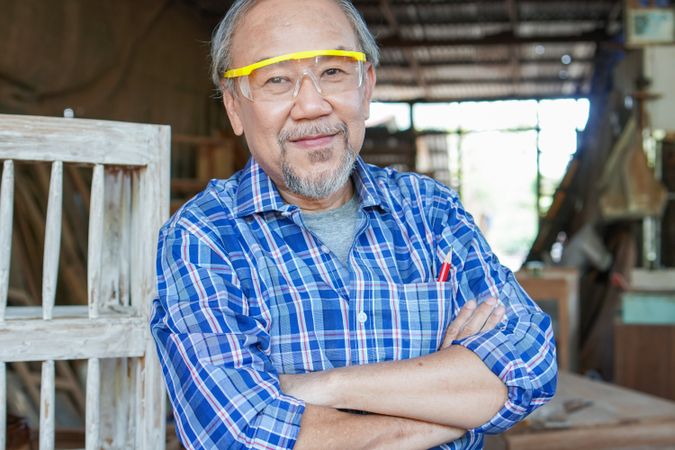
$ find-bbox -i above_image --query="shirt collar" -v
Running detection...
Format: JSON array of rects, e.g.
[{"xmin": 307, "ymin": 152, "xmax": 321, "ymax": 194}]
[{"xmin": 234, "ymin": 155, "xmax": 387, "ymax": 218}]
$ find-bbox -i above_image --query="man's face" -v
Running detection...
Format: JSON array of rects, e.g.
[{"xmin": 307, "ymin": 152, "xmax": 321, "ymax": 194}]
[{"xmin": 222, "ymin": 0, "xmax": 376, "ymax": 200}]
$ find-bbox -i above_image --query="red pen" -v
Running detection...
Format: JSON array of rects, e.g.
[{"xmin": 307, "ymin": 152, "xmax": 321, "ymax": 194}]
[{"xmin": 437, "ymin": 248, "xmax": 453, "ymax": 282}]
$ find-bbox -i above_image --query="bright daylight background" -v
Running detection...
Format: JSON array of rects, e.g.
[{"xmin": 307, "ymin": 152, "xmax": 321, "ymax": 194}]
[{"xmin": 367, "ymin": 99, "xmax": 590, "ymax": 270}]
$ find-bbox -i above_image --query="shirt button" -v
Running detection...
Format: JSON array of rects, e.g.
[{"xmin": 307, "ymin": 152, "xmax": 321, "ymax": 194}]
[
  {"xmin": 320, "ymin": 245, "xmax": 330, "ymax": 254},
  {"xmin": 357, "ymin": 311, "xmax": 368, "ymax": 323}
]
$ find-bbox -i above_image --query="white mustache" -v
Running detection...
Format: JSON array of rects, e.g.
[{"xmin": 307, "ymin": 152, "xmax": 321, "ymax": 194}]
[{"xmin": 278, "ymin": 121, "xmax": 348, "ymax": 143}]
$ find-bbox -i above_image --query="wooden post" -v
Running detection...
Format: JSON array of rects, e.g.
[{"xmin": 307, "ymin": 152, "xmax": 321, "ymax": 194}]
[
  {"xmin": 39, "ymin": 360, "xmax": 55, "ymax": 450},
  {"xmin": 85, "ymin": 358, "xmax": 100, "ymax": 450},
  {"xmin": 0, "ymin": 362, "xmax": 5, "ymax": 450},
  {"xmin": 42, "ymin": 161, "xmax": 63, "ymax": 320},
  {"xmin": 0, "ymin": 160, "xmax": 14, "ymax": 323},
  {"xmin": 88, "ymin": 164, "xmax": 104, "ymax": 319}
]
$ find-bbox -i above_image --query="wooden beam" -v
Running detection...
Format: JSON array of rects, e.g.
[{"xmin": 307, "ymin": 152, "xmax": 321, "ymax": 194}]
[
  {"xmin": 0, "ymin": 314, "xmax": 148, "ymax": 362},
  {"xmin": 372, "ymin": 93, "xmax": 582, "ymax": 104},
  {"xmin": 0, "ymin": 160, "xmax": 13, "ymax": 322},
  {"xmin": 375, "ymin": 75, "xmax": 584, "ymax": 86},
  {"xmin": 0, "ymin": 114, "xmax": 166, "ymax": 166},
  {"xmin": 357, "ymin": 0, "xmax": 618, "ymax": 7},
  {"xmin": 377, "ymin": 29, "xmax": 611, "ymax": 48},
  {"xmin": 378, "ymin": 57, "xmax": 595, "ymax": 68}
]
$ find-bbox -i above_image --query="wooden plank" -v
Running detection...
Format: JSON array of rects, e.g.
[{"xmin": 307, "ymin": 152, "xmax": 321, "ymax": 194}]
[
  {"xmin": 85, "ymin": 358, "xmax": 100, "ymax": 450},
  {"xmin": 101, "ymin": 169, "xmax": 131, "ymax": 310},
  {"xmin": 0, "ymin": 317, "xmax": 148, "ymax": 361},
  {"xmin": 0, "ymin": 362, "xmax": 5, "ymax": 450},
  {"xmin": 88, "ymin": 164, "xmax": 104, "ymax": 319},
  {"xmin": 527, "ymin": 371, "xmax": 675, "ymax": 427},
  {"xmin": 5, "ymin": 305, "xmax": 90, "ymax": 319},
  {"xmin": 42, "ymin": 161, "xmax": 63, "ymax": 320},
  {"xmin": 630, "ymin": 268, "xmax": 675, "ymax": 292},
  {"xmin": 131, "ymin": 124, "xmax": 169, "ymax": 450},
  {"xmin": 614, "ymin": 324, "xmax": 675, "ymax": 401},
  {"xmin": 0, "ymin": 114, "xmax": 166, "ymax": 166},
  {"xmin": 502, "ymin": 371, "xmax": 675, "ymax": 449},
  {"xmin": 0, "ymin": 160, "xmax": 13, "ymax": 323},
  {"xmin": 39, "ymin": 360, "xmax": 55, "ymax": 450},
  {"xmin": 505, "ymin": 419, "xmax": 675, "ymax": 449}
]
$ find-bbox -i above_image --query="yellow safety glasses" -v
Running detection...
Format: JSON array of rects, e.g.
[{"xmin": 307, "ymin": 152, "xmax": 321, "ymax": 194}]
[{"xmin": 223, "ymin": 49, "xmax": 367, "ymax": 102}]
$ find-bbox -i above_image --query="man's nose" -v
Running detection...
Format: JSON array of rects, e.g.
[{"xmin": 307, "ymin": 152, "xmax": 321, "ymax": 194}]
[{"xmin": 290, "ymin": 72, "xmax": 332, "ymax": 119}]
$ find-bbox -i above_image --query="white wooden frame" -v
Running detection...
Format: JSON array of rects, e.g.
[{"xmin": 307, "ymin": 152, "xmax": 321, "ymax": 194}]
[{"xmin": 0, "ymin": 114, "xmax": 170, "ymax": 450}]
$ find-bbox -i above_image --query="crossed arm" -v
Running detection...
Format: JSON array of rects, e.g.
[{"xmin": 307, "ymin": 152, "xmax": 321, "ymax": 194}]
[{"xmin": 281, "ymin": 298, "xmax": 508, "ymax": 450}]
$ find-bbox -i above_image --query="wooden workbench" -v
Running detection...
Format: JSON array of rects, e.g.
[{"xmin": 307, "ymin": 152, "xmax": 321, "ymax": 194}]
[{"xmin": 486, "ymin": 371, "xmax": 675, "ymax": 450}]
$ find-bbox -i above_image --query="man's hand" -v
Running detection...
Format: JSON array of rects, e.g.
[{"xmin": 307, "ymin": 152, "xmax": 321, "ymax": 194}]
[{"xmin": 441, "ymin": 297, "xmax": 505, "ymax": 348}]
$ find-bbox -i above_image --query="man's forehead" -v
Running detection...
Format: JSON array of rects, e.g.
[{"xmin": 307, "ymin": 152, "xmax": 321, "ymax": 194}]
[
  {"xmin": 231, "ymin": 0, "xmax": 357, "ymax": 60},
  {"xmin": 241, "ymin": 0, "xmax": 347, "ymax": 26}
]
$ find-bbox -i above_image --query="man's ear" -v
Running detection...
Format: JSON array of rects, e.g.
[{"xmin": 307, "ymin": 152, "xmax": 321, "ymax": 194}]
[
  {"xmin": 361, "ymin": 63, "xmax": 377, "ymax": 120},
  {"xmin": 221, "ymin": 83, "xmax": 244, "ymax": 136}
]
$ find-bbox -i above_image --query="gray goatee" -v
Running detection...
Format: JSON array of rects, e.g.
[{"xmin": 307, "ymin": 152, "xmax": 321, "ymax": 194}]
[{"xmin": 278, "ymin": 122, "xmax": 356, "ymax": 200}]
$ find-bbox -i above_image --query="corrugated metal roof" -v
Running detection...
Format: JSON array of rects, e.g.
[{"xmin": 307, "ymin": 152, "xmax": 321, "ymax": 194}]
[{"xmin": 183, "ymin": 0, "xmax": 623, "ymax": 102}]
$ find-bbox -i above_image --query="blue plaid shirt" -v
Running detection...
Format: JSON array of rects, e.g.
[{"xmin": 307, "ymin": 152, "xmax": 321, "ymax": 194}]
[{"xmin": 151, "ymin": 156, "xmax": 557, "ymax": 449}]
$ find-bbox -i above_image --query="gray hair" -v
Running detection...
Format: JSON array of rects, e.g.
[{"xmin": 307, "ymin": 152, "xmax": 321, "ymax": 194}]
[{"xmin": 210, "ymin": 0, "xmax": 379, "ymax": 95}]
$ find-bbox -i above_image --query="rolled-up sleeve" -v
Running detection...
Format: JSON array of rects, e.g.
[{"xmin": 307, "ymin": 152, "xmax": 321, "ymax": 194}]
[
  {"xmin": 436, "ymin": 192, "xmax": 558, "ymax": 434},
  {"xmin": 150, "ymin": 225, "xmax": 305, "ymax": 450},
  {"xmin": 454, "ymin": 274, "xmax": 557, "ymax": 433}
]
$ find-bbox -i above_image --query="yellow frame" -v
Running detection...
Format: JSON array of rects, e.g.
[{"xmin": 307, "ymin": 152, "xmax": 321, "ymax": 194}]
[{"xmin": 223, "ymin": 49, "xmax": 366, "ymax": 78}]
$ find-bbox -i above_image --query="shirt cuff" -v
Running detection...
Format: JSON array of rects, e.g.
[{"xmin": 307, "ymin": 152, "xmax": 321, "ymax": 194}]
[
  {"xmin": 453, "ymin": 328, "xmax": 534, "ymax": 434},
  {"xmin": 249, "ymin": 393, "xmax": 306, "ymax": 449}
]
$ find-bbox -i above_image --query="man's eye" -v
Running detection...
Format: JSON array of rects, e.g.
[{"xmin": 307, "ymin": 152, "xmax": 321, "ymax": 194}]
[
  {"xmin": 323, "ymin": 68, "xmax": 345, "ymax": 77},
  {"xmin": 265, "ymin": 76, "xmax": 290, "ymax": 85}
]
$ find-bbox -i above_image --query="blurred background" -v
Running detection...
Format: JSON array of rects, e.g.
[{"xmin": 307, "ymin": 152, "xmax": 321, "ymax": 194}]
[{"xmin": 1, "ymin": 0, "xmax": 674, "ymax": 448}]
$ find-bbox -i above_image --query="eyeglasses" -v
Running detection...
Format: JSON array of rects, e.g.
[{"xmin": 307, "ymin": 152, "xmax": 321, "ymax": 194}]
[{"xmin": 223, "ymin": 49, "xmax": 367, "ymax": 102}]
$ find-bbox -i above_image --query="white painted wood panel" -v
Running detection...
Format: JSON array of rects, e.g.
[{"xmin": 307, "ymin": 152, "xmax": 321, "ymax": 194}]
[
  {"xmin": 0, "ymin": 115, "xmax": 169, "ymax": 449},
  {"xmin": 42, "ymin": 161, "xmax": 62, "ymax": 320},
  {"xmin": 0, "ymin": 160, "xmax": 13, "ymax": 323},
  {"xmin": 0, "ymin": 317, "xmax": 148, "ymax": 361},
  {"xmin": 0, "ymin": 114, "xmax": 163, "ymax": 166},
  {"xmin": 39, "ymin": 360, "xmax": 55, "ymax": 450}
]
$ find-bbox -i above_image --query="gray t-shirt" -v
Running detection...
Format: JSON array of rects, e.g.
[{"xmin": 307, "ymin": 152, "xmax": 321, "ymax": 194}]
[{"xmin": 301, "ymin": 195, "xmax": 361, "ymax": 268}]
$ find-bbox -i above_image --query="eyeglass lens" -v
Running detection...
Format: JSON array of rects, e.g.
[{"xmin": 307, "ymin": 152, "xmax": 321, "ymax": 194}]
[{"xmin": 244, "ymin": 56, "xmax": 362, "ymax": 101}]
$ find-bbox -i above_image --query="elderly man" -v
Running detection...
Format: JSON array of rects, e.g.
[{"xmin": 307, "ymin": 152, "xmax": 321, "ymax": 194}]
[{"xmin": 150, "ymin": 0, "xmax": 557, "ymax": 448}]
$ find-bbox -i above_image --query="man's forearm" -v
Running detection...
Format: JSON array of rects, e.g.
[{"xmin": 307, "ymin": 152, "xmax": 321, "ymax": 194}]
[
  {"xmin": 294, "ymin": 404, "xmax": 465, "ymax": 450},
  {"xmin": 282, "ymin": 345, "xmax": 507, "ymax": 430}
]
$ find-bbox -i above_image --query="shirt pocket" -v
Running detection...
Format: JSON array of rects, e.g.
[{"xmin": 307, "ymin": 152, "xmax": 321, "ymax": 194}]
[{"xmin": 366, "ymin": 281, "xmax": 456, "ymax": 361}]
